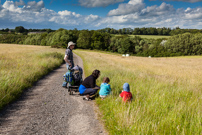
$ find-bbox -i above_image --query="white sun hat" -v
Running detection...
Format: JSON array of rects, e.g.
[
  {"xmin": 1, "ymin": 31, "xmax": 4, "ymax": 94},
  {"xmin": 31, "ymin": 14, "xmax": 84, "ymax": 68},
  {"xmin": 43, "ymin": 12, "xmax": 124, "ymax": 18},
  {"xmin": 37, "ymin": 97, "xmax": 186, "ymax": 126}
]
[{"xmin": 68, "ymin": 41, "xmax": 76, "ymax": 48}]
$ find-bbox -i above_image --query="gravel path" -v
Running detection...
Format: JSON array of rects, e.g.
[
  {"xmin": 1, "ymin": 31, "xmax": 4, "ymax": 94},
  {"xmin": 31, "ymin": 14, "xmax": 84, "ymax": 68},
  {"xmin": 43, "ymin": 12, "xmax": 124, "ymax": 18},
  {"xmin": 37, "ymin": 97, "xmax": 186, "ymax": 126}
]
[{"xmin": 0, "ymin": 53, "xmax": 107, "ymax": 135}]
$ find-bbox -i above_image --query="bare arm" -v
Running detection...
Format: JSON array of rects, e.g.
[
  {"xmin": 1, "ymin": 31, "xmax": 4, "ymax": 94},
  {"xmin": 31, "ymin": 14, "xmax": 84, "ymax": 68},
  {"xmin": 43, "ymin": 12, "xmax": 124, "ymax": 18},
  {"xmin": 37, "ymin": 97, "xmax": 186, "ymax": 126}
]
[{"xmin": 64, "ymin": 55, "xmax": 72, "ymax": 66}]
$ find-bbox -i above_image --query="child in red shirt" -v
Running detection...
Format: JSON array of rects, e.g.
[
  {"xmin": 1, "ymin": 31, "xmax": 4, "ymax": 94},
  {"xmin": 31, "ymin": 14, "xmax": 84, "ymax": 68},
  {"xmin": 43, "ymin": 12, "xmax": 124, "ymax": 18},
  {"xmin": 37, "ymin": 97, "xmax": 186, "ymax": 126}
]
[{"xmin": 119, "ymin": 83, "xmax": 133, "ymax": 102}]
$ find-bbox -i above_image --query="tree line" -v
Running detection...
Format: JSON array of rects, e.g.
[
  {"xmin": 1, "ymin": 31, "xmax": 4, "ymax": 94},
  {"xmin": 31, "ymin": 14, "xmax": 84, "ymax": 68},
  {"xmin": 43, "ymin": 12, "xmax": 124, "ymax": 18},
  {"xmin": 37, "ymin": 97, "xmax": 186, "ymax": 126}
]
[
  {"xmin": 1, "ymin": 27, "xmax": 202, "ymax": 57},
  {"xmin": 98, "ymin": 27, "xmax": 202, "ymax": 36},
  {"xmin": 1, "ymin": 26, "xmax": 202, "ymax": 36},
  {"xmin": 0, "ymin": 26, "xmax": 55, "ymax": 35}
]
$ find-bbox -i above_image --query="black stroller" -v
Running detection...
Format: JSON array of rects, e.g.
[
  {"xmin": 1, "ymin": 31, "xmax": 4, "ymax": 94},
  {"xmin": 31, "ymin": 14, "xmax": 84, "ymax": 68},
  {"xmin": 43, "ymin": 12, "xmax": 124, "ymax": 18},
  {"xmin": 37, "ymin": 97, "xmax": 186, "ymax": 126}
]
[{"xmin": 66, "ymin": 65, "xmax": 83, "ymax": 95}]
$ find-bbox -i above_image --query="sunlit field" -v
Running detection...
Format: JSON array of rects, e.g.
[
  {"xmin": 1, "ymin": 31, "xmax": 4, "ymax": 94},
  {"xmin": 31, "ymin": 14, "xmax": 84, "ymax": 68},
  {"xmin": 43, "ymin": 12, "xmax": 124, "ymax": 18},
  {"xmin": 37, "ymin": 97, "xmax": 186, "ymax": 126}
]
[
  {"xmin": 130, "ymin": 35, "xmax": 170, "ymax": 39},
  {"xmin": 75, "ymin": 49, "xmax": 202, "ymax": 135},
  {"xmin": 0, "ymin": 44, "xmax": 65, "ymax": 110},
  {"xmin": 113, "ymin": 34, "xmax": 170, "ymax": 39}
]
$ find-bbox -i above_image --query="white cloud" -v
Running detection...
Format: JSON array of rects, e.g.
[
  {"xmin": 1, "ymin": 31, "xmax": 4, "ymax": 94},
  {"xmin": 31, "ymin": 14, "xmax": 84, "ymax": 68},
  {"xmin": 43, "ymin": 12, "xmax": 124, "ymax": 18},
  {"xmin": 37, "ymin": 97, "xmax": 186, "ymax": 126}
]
[
  {"xmin": 78, "ymin": 0, "xmax": 125, "ymax": 7},
  {"xmin": 184, "ymin": 8, "xmax": 202, "ymax": 19},
  {"xmin": 164, "ymin": 0, "xmax": 202, "ymax": 3},
  {"xmin": 15, "ymin": 0, "xmax": 25, "ymax": 6},
  {"xmin": 2, "ymin": 1, "xmax": 22, "ymax": 12},
  {"xmin": 100, "ymin": 0, "xmax": 202, "ymax": 29},
  {"xmin": 1, "ymin": 0, "xmax": 202, "ymax": 30},
  {"xmin": 84, "ymin": 14, "xmax": 100, "ymax": 23},
  {"xmin": 107, "ymin": 0, "xmax": 145, "ymax": 16},
  {"xmin": 0, "ymin": 0, "xmax": 101, "ymax": 29},
  {"xmin": 58, "ymin": 10, "xmax": 81, "ymax": 17},
  {"xmin": 23, "ymin": 0, "xmax": 44, "ymax": 12},
  {"xmin": 140, "ymin": 3, "xmax": 175, "ymax": 17}
]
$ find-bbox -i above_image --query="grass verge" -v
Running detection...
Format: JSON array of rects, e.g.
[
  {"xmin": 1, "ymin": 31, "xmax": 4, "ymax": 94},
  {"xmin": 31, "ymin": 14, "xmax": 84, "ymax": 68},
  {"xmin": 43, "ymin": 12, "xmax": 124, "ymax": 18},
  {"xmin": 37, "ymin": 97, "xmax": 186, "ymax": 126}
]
[
  {"xmin": 74, "ymin": 49, "xmax": 202, "ymax": 135},
  {"xmin": 0, "ymin": 44, "xmax": 65, "ymax": 110}
]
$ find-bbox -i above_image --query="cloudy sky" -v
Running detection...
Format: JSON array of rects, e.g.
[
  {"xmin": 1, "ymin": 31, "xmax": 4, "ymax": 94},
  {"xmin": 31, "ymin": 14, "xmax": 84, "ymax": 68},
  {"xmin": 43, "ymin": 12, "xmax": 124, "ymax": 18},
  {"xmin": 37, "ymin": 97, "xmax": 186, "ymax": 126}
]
[{"xmin": 1, "ymin": 0, "xmax": 202, "ymax": 30}]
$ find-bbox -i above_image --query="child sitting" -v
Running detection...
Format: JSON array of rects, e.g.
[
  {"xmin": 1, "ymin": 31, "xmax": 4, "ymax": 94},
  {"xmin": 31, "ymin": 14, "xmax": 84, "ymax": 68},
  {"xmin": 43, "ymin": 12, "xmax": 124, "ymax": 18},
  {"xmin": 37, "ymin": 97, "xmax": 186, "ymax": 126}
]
[
  {"xmin": 99, "ymin": 77, "xmax": 111, "ymax": 100},
  {"xmin": 119, "ymin": 83, "xmax": 133, "ymax": 103}
]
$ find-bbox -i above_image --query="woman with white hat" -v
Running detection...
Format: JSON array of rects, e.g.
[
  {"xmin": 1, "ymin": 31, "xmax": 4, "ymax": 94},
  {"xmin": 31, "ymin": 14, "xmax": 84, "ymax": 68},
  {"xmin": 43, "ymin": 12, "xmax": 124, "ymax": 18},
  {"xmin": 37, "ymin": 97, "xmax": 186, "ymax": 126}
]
[{"xmin": 64, "ymin": 41, "xmax": 76, "ymax": 70}]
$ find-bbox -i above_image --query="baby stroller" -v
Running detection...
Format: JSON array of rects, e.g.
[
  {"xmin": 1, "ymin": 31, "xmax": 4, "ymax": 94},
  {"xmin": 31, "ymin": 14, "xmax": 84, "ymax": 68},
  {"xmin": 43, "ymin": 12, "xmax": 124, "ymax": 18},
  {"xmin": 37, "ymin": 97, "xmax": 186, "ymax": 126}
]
[{"xmin": 63, "ymin": 65, "xmax": 83, "ymax": 95}]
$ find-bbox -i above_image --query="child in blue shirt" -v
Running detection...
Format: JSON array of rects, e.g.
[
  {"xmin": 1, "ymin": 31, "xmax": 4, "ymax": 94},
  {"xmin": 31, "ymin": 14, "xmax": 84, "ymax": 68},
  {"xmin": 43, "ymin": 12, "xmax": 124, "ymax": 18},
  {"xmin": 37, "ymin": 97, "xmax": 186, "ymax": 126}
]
[{"xmin": 99, "ymin": 77, "xmax": 111, "ymax": 100}]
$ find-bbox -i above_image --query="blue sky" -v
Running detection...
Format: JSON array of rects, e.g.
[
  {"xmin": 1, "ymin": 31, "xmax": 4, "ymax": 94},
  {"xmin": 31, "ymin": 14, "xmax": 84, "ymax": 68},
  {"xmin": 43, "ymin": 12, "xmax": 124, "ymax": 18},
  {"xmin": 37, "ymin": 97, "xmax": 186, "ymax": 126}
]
[{"xmin": 1, "ymin": 0, "xmax": 202, "ymax": 30}]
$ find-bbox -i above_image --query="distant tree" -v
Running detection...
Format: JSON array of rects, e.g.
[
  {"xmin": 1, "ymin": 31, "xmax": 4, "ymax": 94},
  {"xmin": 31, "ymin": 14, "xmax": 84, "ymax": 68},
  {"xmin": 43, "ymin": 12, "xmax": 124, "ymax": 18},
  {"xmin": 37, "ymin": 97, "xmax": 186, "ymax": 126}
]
[
  {"xmin": 110, "ymin": 29, "xmax": 114, "ymax": 34},
  {"xmin": 118, "ymin": 29, "xmax": 122, "ymax": 34},
  {"xmin": 126, "ymin": 28, "xmax": 133, "ymax": 34},
  {"xmin": 5, "ymin": 28, "xmax": 9, "ymax": 32},
  {"xmin": 133, "ymin": 28, "xmax": 142, "ymax": 35},
  {"xmin": 122, "ymin": 28, "xmax": 126, "ymax": 34},
  {"xmin": 77, "ymin": 30, "xmax": 92, "ymax": 49},
  {"xmin": 15, "ymin": 26, "xmax": 26, "ymax": 33},
  {"xmin": 118, "ymin": 37, "xmax": 133, "ymax": 54},
  {"xmin": 91, "ymin": 31, "xmax": 103, "ymax": 50},
  {"xmin": 157, "ymin": 28, "xmax": 163, "ymax": 35},
  {"xmin": 46, "ymin": 29, "xmax": 52, "ymax": 33}
]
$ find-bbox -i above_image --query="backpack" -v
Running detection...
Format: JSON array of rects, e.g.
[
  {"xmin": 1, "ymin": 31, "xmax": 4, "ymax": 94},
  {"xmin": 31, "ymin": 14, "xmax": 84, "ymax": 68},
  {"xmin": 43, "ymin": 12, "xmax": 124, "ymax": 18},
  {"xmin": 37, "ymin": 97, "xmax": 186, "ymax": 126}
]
[
  {"xmin": 63, "ymin": 71, "xmax": 73, "ymax": 83},
  {"xmin": 71, "ymin": 65, "xmax": 83, "ymax": 86}
]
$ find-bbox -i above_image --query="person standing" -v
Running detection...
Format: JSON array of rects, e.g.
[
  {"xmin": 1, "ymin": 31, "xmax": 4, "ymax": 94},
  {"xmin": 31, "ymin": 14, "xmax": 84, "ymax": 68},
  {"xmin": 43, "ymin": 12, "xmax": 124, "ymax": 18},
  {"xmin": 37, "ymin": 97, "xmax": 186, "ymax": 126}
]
[
  {"xmin": 62, "ymin": 41, "xmax": 75, "ymax": 88},
  {"xmin": 64, "ymin": 41, "xmax": 76, "ymax": 70}
]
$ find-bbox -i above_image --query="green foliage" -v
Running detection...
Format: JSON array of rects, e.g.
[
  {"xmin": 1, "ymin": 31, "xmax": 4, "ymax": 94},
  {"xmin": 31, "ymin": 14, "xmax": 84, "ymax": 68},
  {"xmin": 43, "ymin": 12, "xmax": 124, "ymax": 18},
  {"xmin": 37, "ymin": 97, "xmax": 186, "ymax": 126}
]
[
  {"xmin": 0, "ymin": 34, "xmax": 26, "ymax": 44},
  {"xmin": 77, "ymin": 30, "xmax": 92, "ymax": 49},
  {"xmin": 165, "ymin": 33, "xmax": 202, "ymax": 56},
  {"xmin": 117, "ymin": 37, "xmax": 132, "ymax": 54},
  {"xmin": 15, "ymin": 26, "xmax": 26, "ymax": 33},
  {"xmin": 1, "ymin": 27, "xmax": 202, "ymax": 57},
  {"xmin": 76, "ymin": 50, "xmax": 202, "ymax": 135}
]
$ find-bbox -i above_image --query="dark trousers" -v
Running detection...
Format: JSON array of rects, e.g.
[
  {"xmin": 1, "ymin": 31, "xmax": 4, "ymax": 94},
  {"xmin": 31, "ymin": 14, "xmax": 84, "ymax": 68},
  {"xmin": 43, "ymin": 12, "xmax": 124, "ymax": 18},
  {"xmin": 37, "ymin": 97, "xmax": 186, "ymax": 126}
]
[{"xmin": 82, "ymin": 88, "xmax": 98, "ymax": 96}]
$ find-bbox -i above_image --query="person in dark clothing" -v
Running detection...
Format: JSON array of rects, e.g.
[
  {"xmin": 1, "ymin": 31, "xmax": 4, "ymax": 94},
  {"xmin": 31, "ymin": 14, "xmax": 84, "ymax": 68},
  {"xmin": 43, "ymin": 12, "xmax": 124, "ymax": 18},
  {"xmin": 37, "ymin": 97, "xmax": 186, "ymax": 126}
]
[
  {"xmin": 79, "ymin": 69, "xmax": 100, "ymax": 100},
  {"xmin": 64, "ymin": 41, "xmax": 75, "ymax": 70},
  {"xmin": 62, "ymin": 41, "xmax": 75, "ymax": 88}
]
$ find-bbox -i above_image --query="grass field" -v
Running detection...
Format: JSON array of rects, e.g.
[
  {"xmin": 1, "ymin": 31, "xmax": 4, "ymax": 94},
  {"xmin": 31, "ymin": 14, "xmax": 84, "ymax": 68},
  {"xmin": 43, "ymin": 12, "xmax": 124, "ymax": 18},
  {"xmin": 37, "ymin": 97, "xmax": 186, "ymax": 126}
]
[
  {"xmin": 113, "ymin": 34, "xmax": 170, "ymax": 39},
  {"xmin": 74, "ymin": 49, "xmax": 202, "ymax": 135},
  {"xmin": 130, "ymin": 35, "xmax": 170, "ymax": 39},
  {"xmin": 0, "ymin": 44, "xmax": 65, "ymax": 110}
]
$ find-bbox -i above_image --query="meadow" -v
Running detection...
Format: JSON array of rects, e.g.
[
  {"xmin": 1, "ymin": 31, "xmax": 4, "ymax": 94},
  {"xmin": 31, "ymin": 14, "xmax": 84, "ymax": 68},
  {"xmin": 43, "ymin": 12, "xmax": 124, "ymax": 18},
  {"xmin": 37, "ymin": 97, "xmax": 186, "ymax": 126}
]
[
  {"xmin": 130, "ymin": 35, "xmax": 170, "ymax": 39},
  {"xmin": 74, "ymin": 49, "xmax": 202, "ymax": 135},
  {"xmin": 114, "ymin": 34, "xmax": 170, "ymax": 39},
  {"xmin": 0, "ymin": 44, "xmax": 65, "ymax": 110}
]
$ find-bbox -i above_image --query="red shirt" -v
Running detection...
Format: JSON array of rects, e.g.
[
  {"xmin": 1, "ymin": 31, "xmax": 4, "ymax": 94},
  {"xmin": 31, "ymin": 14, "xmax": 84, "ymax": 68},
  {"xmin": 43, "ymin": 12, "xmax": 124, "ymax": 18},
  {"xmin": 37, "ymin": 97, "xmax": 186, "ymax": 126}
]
[{"xmin": 120, "ymin": 91, "xmax": 133, "ymax": 102}]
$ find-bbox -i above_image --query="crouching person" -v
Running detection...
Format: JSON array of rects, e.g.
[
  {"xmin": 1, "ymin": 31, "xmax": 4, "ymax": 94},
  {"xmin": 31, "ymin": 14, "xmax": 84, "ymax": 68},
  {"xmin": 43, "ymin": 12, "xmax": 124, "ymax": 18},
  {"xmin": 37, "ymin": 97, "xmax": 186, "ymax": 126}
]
[
  {"xmin": 119, "ymin": 83, "xmax": 133, "ymax": 103},
  {"xmin": 79, "ymin": 69, "xmax": 100, "ymax": 101},
  {"xmin": 99, "ymin": 77, "xmax": 111, "ymax": 100}
]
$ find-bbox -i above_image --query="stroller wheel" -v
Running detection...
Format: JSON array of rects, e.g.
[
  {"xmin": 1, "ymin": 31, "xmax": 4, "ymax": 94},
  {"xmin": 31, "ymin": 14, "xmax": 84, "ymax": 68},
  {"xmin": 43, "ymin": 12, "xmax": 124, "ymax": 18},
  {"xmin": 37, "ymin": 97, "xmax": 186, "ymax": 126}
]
[{"xmin": 69, "ymin": 91, "xmax": 73, "ymax": 95}]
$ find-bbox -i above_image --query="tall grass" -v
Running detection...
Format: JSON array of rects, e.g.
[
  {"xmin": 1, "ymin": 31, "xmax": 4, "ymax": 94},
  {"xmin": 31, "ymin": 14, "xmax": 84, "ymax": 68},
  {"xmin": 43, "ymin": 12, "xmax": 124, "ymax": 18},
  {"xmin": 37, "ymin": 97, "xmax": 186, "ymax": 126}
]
[
  {"xmin": 74, "ymin": 49, "xmax": 202, "ymax": 135},
  {"xmin": 114, "ymin": 34, "xmax": 170, "ymax": 39},
  {"xmin": 129, "ymin": 35, "xmax": 170, "ymax": 39},
  {"xmin": 0, "ymin": 44, "xmax": 65, "ymax": 110}
]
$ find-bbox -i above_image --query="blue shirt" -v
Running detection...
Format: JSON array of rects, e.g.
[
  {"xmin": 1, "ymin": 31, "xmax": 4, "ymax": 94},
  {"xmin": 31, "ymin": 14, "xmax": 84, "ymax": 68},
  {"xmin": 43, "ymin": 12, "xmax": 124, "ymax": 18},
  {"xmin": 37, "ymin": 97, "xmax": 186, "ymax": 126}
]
[
  {"xmin": 99, "ymin": 83, "xmax": 111, "ymax": 96},
  {"xmin": 79, "ymin": 84, "xmax": 86, "ymax": 94}
]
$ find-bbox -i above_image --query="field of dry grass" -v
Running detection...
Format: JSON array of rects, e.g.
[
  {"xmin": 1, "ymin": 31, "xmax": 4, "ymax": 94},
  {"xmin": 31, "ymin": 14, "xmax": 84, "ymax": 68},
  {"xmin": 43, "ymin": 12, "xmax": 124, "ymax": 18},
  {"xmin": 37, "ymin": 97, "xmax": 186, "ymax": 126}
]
[
  {"xmin": 0, "ymin": 44, "xmax": 65, "ymax": 109},
  {"xmin": 75, "ymin": 49, "xmax": 202, "ymax": 134}
]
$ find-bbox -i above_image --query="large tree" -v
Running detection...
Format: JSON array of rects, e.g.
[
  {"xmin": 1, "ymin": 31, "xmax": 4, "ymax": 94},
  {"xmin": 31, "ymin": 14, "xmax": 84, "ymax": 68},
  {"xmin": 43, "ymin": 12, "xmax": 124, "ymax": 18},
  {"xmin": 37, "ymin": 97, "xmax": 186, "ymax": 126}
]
[{"xmin": 15, "ymin": 26, "xmax": 26, "ymax": 33}]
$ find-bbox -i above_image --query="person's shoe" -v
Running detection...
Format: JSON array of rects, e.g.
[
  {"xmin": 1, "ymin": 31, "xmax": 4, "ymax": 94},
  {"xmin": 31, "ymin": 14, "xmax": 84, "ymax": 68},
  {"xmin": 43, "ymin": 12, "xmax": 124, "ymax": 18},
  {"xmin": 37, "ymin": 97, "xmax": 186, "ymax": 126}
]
[{"xmin": 83, "ymin": 96, "xmax": 89, "ymax": 101}]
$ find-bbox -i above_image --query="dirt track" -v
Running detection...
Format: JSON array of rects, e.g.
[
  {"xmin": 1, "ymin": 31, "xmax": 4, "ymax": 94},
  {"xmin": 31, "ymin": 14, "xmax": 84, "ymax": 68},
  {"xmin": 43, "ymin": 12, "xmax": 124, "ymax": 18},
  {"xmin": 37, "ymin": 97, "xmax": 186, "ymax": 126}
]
[{"xmin": 0, "ymin": 53, "xmax": 107, "ymax": 135}]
